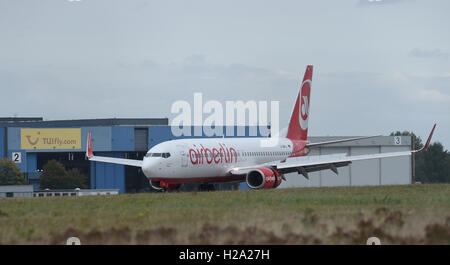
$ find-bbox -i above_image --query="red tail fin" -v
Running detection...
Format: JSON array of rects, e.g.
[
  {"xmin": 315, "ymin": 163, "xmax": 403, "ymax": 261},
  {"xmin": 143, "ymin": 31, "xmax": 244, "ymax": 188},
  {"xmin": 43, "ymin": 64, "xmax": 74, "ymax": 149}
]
[{"xmin": 286, "ymin": 65, "xmax": 313, "ymax": 141}]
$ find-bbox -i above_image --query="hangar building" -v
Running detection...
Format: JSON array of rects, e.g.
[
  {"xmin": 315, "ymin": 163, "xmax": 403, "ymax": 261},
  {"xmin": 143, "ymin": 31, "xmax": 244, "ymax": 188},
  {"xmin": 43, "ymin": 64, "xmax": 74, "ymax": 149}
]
[
  {"xmin": 0, "ymin": 117, "xmax": 169, "ymax": 193},
  {"xmin": 1, "ymin": 117, "xmax": 412, "ymax": 192}
]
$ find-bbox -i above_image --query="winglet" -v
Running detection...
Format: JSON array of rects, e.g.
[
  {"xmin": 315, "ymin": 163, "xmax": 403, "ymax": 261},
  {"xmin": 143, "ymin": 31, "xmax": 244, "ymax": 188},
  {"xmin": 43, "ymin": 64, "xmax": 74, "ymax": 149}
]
[
  {"xmin": 413, "ymin": 124, "xmax": 436, "ymax": 153},
  {"xmin": 86, "ymin": 130, "xmax": 93, "ymax": 158}
]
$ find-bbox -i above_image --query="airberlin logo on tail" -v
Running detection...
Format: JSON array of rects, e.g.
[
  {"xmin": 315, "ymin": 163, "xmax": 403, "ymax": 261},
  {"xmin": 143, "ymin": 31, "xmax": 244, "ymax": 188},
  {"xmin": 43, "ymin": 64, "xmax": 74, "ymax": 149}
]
[
  {"xmin": 189, "ymin": 143, "xmax": 237, "ymax": 165},
  {"xmin": 299, "ymin": 80, "xmax": 311, "ymax": 130}
]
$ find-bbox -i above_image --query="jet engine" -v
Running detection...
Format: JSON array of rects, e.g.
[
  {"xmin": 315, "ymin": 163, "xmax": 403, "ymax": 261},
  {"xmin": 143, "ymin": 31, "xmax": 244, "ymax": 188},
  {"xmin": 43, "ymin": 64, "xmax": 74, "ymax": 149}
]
[{"xmin": 245, "ymin": 167, "xmax": 282, "ymax": 189}]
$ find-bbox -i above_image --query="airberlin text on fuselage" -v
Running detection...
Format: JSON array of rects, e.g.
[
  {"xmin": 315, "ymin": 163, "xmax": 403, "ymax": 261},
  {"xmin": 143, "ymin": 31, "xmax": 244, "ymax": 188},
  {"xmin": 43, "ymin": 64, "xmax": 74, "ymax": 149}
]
[{"xmin": 189, "ymin": 143, "xmax": 237, "ymax": 165}]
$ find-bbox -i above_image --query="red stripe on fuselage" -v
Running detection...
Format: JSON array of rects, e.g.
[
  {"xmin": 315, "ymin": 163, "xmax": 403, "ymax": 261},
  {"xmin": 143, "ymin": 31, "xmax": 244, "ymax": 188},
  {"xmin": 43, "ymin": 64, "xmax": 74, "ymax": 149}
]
[{"xmin": 150, "ymin": 175, "xmax": 245, "ymax": 184}]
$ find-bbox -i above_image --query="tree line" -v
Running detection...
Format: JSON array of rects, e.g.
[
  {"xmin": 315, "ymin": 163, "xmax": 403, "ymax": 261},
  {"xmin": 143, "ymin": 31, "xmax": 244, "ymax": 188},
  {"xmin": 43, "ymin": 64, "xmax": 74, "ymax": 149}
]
[{"xmin": 0, "ymin": 159, "xmax": 88, "ymax": 189}]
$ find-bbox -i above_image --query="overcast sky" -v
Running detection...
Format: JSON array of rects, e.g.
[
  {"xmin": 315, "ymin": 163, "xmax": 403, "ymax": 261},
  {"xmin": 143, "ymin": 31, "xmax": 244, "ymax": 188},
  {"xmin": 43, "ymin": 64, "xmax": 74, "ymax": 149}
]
[{"xmin": 0, "ymin": 0, "xmax": 449, "ymax": 147}]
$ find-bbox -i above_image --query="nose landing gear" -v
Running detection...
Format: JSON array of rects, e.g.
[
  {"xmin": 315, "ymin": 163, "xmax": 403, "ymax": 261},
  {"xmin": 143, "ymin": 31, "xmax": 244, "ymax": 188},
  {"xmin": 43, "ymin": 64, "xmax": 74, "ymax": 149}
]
[{"xmin": 149, "ymin": 180, "xmax": 180, "ymax": 192}]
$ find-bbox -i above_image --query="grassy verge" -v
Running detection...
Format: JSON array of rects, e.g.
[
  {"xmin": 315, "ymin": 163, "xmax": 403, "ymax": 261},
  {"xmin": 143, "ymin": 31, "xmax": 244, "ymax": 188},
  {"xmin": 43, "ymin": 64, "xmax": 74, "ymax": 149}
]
[{"xmin": 0, "ymin": 184, "xmax": 449, "ymax": 244}]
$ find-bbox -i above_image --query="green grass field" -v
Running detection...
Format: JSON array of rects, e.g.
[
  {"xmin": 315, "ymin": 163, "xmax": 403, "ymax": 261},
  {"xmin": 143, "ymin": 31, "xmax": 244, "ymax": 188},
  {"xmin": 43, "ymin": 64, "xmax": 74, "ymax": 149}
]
[{"xmin": 0, "ymin": 184, "xmax": 449, "ymax": 244}]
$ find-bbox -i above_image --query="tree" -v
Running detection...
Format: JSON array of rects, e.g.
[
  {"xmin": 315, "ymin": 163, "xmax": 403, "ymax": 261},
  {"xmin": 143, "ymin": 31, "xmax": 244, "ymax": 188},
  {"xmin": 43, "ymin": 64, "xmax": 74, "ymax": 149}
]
[
  {"xmin": 39, "ymin": 160, "xmax": 67, "ymax": 189},
  {"xmin": 39, "ymin": 160, "xmax": 88, "ymax": 189},
  {"xmin": 0, "ymin": 158, "xmax": 26, "ymax": 185},
  {"xmin": 66, "ymin": 168, "xmax": 89, "ymax": 189},
  {"xmin": 415, "ymin": 142, "xmax": 450, "ymax": 183}
]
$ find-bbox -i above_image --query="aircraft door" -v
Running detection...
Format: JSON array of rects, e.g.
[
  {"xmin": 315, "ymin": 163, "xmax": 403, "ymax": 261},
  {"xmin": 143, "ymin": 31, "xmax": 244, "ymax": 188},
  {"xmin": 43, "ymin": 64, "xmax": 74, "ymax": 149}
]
[
  {"xmin": 180, "ymin": 150, "xmax": 188, "ymax": 167},
  {"xmin": 179, "ymin": 145, "xmax": 188, "ymax": 167}
]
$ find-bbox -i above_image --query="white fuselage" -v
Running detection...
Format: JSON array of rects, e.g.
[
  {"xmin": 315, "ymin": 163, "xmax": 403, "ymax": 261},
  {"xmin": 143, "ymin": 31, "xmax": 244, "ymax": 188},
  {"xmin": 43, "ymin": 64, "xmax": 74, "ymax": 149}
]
[{"xmin": 141, "ymin": 137, "xmax": 299, "ymax": 181}]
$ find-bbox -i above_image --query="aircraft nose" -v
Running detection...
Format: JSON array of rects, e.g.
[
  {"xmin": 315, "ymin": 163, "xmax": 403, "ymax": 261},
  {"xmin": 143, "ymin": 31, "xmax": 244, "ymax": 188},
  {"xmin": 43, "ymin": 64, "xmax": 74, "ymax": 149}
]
[{"xmin": 142, "ymin": 158, "xmax": 155, "ymax": 178}]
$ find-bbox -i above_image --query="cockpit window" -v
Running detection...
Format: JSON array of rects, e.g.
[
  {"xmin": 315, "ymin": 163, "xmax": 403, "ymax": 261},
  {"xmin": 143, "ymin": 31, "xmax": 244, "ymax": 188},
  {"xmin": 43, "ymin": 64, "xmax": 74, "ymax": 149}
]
[{"xmin": 145, "ymin": 152, "xmax": 171, "ymax": 158}]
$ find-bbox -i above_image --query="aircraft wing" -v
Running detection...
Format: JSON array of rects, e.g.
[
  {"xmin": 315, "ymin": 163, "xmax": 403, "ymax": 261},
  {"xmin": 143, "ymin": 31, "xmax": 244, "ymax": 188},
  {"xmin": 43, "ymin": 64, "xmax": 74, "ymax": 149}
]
[
  {"xmin": 231, "ymin": 124, "xmax": 436, "ymax": 178},
  {"xmin": 273, "ymin": 151, "xmax": 410, "ymax": 177},
  {"xmin": 86, "ymin": 131, "xmax": 143, "ymax": 167}
]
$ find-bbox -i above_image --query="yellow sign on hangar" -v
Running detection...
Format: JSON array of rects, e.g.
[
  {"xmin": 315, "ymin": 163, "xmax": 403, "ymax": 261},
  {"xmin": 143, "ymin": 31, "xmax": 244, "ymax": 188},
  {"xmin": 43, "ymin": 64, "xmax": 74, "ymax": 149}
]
[{"xmin": 21, "ymin": 128, "xmax": 82, "ymax": 150}]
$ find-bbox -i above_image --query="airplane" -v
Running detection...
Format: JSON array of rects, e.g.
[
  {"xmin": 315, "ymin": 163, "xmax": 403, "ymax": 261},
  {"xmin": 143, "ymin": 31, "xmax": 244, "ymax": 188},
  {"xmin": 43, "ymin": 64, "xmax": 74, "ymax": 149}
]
[{"xmin": 86, "ymin": 65, "xmax": 436, "ymax": 191}]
